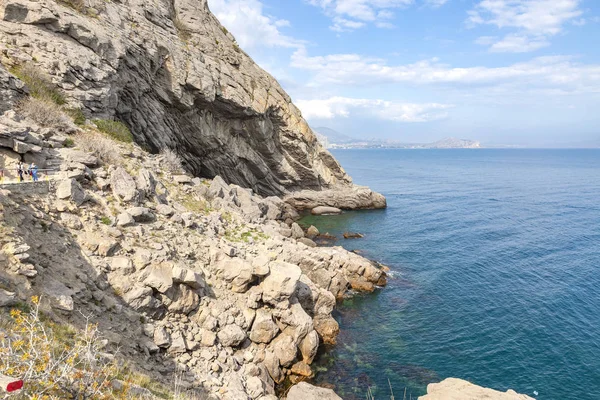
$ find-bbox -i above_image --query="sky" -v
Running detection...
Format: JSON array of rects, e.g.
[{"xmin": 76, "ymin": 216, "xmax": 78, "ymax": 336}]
[{"xmin": 207, "ymin": 0, "xmax": 600, "ymax": 147}]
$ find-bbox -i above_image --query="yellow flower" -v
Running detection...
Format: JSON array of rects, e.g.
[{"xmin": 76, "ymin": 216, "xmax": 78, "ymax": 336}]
[{"xmin": 31, "ymin": 295, "xmax": 40, "ymax": 305}]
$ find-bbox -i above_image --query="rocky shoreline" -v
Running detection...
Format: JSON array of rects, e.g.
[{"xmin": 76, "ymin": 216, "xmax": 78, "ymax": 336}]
[{"xmin": 0, "ymin": 109, "xmax": 388, "ymax": 398}]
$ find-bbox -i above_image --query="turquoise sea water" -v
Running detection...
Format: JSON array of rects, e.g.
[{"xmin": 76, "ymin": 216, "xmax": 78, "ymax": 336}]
[{"xmin": 302, "ymin": 149, "xmax": 600, "ymax": 399}]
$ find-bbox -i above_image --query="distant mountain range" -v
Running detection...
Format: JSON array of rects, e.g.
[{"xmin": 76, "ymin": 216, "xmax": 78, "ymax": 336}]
[{"xmin": 314, "ymin": 127, "xmax": 481, "ymax": 149}]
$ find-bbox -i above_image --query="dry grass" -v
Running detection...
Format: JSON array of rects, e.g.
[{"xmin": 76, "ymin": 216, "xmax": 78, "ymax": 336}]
[
  {"xmin": 16, "ymin": 97, "xmax": 73, "ymax": 128},
  {"xmin": 161, "ymin": 148, "xmax": 184, "ymax": 173},
  {"xmin": 77, "ymin": 130, "xmax": 122, "ymax": 165},
  {"xmin": 10, "ymin": 63, "xmax": 66, "ymax": 105}
]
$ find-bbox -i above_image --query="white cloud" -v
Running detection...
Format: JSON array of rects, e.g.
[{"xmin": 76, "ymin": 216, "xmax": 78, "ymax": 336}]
[
  {"xmin": 331, "ymin": 17, "xmax": 367, "ymax": 32},
  {"xmin": 488, "ymin": 34, "xmax": 550, "ymax": 52},
  {"xmin": 296, "ymin": 97, "xmax": 452, "ymax": 122},
  {"xmin": 307, "ymin": 0, "xmax": 414, "ymax": 31},
  {"xmin": 468, "ymin": 0, "xmax": 583, "ymax": 53},
  {"xmin": 424, "ymin": 0, "xmax": 448, "ymax": 8},
  {"xmin": 291, "ymin": 48, "xmax": 600, "ymax": 93},
  {"xmin": 208, "ymin": 0, "xmax": 304, "ymax": 50}
]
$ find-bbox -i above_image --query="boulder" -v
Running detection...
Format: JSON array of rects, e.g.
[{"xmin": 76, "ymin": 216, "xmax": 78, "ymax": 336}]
[
  {"xmin": 110, "ymin": 257, "xmax": 135, "ymax": 274},
  {"xmin": 314, "ymin": 315, "xmax": 340, "ymax": 345},
  {"xmin": 153, "ymin": 326, "xmax": 171, "ymax": 348},
  {"xmin": 217, "ymin": 324, "xmax": 247, "ymax": 347},
  {"xmin": 299, "ymin": 330, "xmax": 319, "ymax": 364},
  {"xmin": 0, "ymin": 289, "xmax": 17, "ymax": 307},
  {"xmin": 306, "ymin": 225, "xmax": 319, "ymax": 239},
  {"xmin": 116, "ymin": 212, "xmax": 136, "ymax": 227},
  {"xmin": 168, "ymin": 330, "xmax": 187, "ymax": 354},
  {"xmin": 261, "ymin": 262, "xmax": 302, "ymax": 304},
  {"xmin": 219, "ymin": 258, "xmax": 255, "ymax": 293},
  {"xmin": 249, "ymin": 309, "xmax": 279, "ymax": 344},
  {"xmin": 310, "ymin": 206, "xmax": 342, "ymax": 215},
  {"xmin": 171, "ymin": 265, "xmax": 205, "ymax": 289},
  {"xmin": 298, "ymin": 238, "xmax": 317, "ymax": 247},
  {"xmin": 126, "ymin": 207, "xmax": 155, "ymax": 223},
  {"xmin": 290, "ymin": 223, "xmax": 304, "ymax": 239},
  {"xmin": 156, "ymin": 204, "xmax": 175, "ymax": 216},
  {"xmin": 272, "ymin": 333, "xmax": 297, "ymax": 367},
  {"xmin": 263, "ymin": 351, "xmax": 284, "ymax": 384},
  {"xmin": 290, "ymin": 361, "xmax": 312, "ymax": 377},
  {"xmin": 173, "ymin": 175, "xmax": 192, "ymax": 184},
  {"xmin": 144, "ymin": 264, "xmax": 174, "ymax": 293},
  {"xmin": 165, "ymin": 284, "xmax": 200, "ymax": 314},
  {"xmin": 287, "ymin": 382, "xmax": 342, "ymax": 400},
  {"xmin": 111, "ymin": 167, "xmax": 139, "ymax": 203},
  {"xmin": 56, "ymin": 178, "xmax": 87, "ymax": 206},
  {"xmin": 136, "ymin": 168, "xmax": 156, "ymax": 198},
  {"xmin": 418, "ymin": 378, "xmax": 535, "ymax": 400},
  {"xmin": 59, "ymin": 213, "xmax": 83, "ymax": 230},
  {"xmin": 124, "ymin": 286, "xmax": 161, "ymax": 312},
  {"xmin": 201, "ymin": 330, "xmax": 217, "ymax": 346},
  {"xmin": 62, "ymin": 149, "xmax": 98, "ymax": 167}
]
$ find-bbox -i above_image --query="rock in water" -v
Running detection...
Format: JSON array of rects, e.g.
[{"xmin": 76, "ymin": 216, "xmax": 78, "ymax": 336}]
[
  {"xmin": 311, "ymin": 206, "xmax": 342, "ymax": 215},
  {"xmin": 287, "ymin": 382, "xmax": 342, "ymax": 400},
  {"xmin": 418, "ymin": 378, "xmax": 536, "ymax": 400},
  {"xmin": 343, "ymin": 232, "xmax": 364, "ymax": 239}
]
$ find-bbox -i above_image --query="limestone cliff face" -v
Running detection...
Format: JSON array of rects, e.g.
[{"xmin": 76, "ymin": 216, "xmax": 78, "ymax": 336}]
[{"xmin": 0, "ymin": 0, "xmax": 385, "ymax": 206}]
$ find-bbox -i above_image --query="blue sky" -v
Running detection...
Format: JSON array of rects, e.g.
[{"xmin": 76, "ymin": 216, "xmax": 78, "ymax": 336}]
[{"xmin": 207, "ymin": 0, "xmax": 600, "ymax": 147}]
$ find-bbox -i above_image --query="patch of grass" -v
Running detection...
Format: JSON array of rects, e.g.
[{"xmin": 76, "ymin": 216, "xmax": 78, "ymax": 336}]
[
  {"xmin": 181, "ymin": 196, "xmax": 212, "ymax": 214},
  {"xmin": 100, "ymin": 216, "xmax": 112, "ymax": 225},
  {"xmin": 93, "ymin": 119, "xmax": 133, "ymax": 143},
  {"xmin": 63, "ymin": 138, "xmax": 75, "ymax": 148},
  {"xmin": 221, "ymin": 26, "xmax": 229, "ymax": 35},
  {"xmin": 10, "ymin": 63, "xmax": 66, "ymax": 105},
  {"xmin": 233, "ymin": 43, "xmax": 241, "ymax": 53},
  {"xmin": 65, "ymin": 107, "xmax": 86, "ymax": 126}
]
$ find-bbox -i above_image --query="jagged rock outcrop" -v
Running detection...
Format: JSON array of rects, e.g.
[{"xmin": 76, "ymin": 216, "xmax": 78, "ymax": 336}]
[
  {"xmin": 419, "ymin": 378, "xmax": 535, "ymax": 400},
  {"xmin": 0, "ymin": 0, "xmax": 384, "ymax": 209}
]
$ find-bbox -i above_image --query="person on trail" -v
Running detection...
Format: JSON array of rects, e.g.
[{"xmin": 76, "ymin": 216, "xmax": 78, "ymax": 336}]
[
  {"xmin": 16, "ymin": 162, "xmax": 25, "ymax": 182},
  {"xmin": 30, "ymin": 163, "xmax": 39, "ymax": 182}
]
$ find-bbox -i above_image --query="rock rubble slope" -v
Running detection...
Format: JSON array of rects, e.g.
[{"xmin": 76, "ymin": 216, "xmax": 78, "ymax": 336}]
[
  {"xmin": 0, "ymin": 106, "xmax": 387, "ymax": 398},
  {"xmin": 0, "ymin": 0, "xmax": 384, "ymax": 208}
]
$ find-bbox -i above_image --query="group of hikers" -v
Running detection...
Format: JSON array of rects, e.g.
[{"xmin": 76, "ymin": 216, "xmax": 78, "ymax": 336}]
[{"xmin": 0, "ymin": 161, "xmax": 40, "ymax": 183}]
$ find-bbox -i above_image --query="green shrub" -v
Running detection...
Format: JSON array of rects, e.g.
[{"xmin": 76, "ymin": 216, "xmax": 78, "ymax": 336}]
[
  {"xmin": 63, "ymin": 138, "xmax": 75, "ymax": 148},
  {"xmin": 93, "ymin": 119, "xmax": 133, "ymax": 143},
  {"xmin": 100, "ymin": 216, "xmax": 112, "ymax": 225},
  {"xmin": 10, "ymin": 63, "xmax": 66, "ymax": 105}
]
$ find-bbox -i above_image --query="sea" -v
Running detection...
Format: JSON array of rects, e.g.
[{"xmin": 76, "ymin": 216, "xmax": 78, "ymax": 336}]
[{"xmin": 299, "ymin": 149, "xmax": 600, "ymax": 400}]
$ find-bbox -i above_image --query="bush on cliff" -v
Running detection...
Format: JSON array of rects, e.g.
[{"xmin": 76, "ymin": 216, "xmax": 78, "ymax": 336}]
[
  {"xmin": 93, "ymin": 119, "xmax": 134, "ymax": 143},
  {"xmin": 16, "ymin": 97, "xmax": 73, "ymax": 128},
  {"xmin": 0, "ymin": 296, "xmax": 119, "ymax": 399}
]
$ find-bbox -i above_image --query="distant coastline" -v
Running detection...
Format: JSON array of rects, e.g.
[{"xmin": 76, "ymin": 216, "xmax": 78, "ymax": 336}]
[{"xmin": 314, "ymin": 127, "xmax": 481, "ymax": 150}]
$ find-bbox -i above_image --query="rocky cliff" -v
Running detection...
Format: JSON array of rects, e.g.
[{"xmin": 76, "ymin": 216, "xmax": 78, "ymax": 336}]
[{"xmin": 0, "ymin": 0, "xmax": 384, "ymax": 208}]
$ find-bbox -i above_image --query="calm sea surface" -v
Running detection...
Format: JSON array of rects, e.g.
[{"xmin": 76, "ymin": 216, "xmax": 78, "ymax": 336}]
[{"xmin": 301, "ymin": 149, "xmax": 600, "ymax": 399}]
